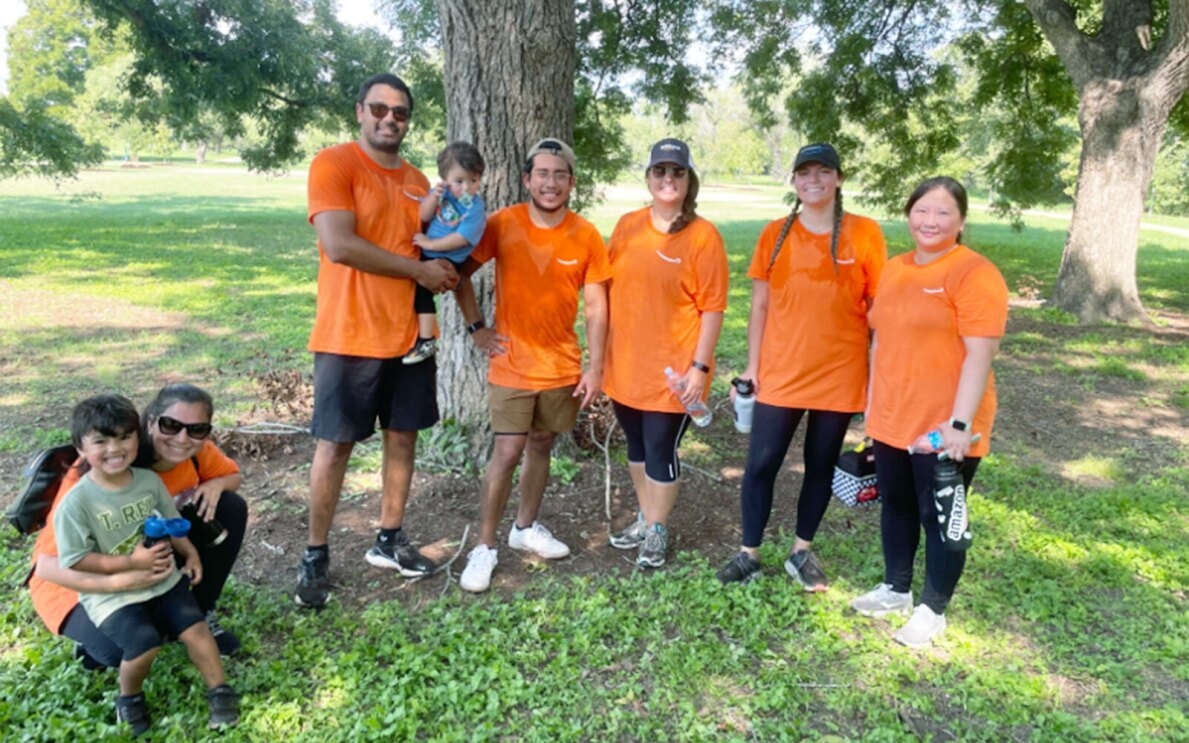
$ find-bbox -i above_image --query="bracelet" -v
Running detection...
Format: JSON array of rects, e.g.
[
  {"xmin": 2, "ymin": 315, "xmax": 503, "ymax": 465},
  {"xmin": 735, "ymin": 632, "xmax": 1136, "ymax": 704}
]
[
  {"xmin": 949, "ymin": 417, "xmax": 969, "ymax": 432},
  {"xmin": 690, "ymin": 360, "xmax": 710, "ymax": 373},
  {"xmin": 466, "ymin": 319, "xmax": 486, "ymax": 334}
]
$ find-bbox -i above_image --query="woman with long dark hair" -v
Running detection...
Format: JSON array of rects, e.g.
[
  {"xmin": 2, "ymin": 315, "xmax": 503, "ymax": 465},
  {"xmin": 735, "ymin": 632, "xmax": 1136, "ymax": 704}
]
[
  {"xmin": 717, "ymin": 143, "xmax": 887, "ymax": 589},
  {"xmin": 851, "ymin": 176, "xmax": 1008, "ymax": 648}
]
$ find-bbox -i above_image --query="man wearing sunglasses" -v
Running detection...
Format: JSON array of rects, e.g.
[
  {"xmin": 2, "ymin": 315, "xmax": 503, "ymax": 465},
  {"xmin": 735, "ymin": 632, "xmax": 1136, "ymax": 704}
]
[
  {"xmin": 450, "ymin": 139, "xmax": 610, "ymax": 593},
  {"xmin": 299, "ymin": 73, "xmax": 459, "ymax": 609}
]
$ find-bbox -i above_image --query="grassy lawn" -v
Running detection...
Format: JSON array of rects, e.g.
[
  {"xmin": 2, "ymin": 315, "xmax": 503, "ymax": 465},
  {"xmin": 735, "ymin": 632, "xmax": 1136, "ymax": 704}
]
[{"xmin": 1, "ymin": 163, "xmax": 1187, "ymax": 740}]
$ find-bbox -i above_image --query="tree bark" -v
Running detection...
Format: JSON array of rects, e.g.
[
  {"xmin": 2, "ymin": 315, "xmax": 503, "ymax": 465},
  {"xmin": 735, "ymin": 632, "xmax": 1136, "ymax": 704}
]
[
  {"xmin": 1028, "ymin": 0, "xmax": 1189, "ymax": 323},
  {"xmin": 434, "ymin": 0, "xmax": 577, "ymax": 430}
]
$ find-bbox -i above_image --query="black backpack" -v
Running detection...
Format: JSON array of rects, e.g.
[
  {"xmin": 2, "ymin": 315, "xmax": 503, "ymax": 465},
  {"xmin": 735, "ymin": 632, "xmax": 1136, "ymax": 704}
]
[{"xmin": 6, "ymin": 444, "xmax": 78, "ymax": 535}]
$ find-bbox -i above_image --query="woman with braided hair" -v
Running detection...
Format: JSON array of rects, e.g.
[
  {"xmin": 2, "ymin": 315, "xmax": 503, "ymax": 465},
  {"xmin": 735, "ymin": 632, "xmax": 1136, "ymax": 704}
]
[{"xmin": 717, "ymin": 143, "xmax": 887, "ymax": 588}]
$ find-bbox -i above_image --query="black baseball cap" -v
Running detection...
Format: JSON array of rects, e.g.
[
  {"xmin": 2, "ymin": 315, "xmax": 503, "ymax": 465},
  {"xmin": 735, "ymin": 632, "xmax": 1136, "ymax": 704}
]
[{"xmin": 793, "ymin": 143, "xmax": 841, "ymax": 171}]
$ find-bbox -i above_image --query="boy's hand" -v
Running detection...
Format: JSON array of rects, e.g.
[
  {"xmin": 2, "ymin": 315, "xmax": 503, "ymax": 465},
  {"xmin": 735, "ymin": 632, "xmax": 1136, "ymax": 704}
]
[
  {"xmin": 129, "ymin": 541, "xmax": 173, "ymax": 572},
  {"xmin": 182, "ymin": 552, "xmax": 204, "ymax": 585}
]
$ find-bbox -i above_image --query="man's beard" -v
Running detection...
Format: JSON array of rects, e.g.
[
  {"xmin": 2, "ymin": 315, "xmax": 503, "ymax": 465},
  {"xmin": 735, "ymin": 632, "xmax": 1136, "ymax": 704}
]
[
  {"xmin": 366, "ymin": 125, "xmax": 403, "ymax": 154},
  {"xmin": 530, "ymin": 194, "xmax": 567, "ymax": 214}
]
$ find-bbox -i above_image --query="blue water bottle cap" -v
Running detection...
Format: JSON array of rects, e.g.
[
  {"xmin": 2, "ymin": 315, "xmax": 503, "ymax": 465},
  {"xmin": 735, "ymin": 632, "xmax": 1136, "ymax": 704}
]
[
  {"xmin": 166, "ymin": 518, "xmax": 192, "ymax": 538},
  {"xmin": 143, "ymin": 516, "xmax": 168, "ymax": 539}
]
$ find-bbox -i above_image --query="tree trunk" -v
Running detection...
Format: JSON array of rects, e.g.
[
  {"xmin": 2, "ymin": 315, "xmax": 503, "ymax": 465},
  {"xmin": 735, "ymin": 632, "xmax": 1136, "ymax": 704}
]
[
  {"xmin": 434, "ymin": 0, "xmax": 576, "ymax": 431},
  {"xmin": 1029, "ymin": 0, "xmax": 1189, "ymax": 323},
  {"xmin": 1052, "ymin": 81, "xmax": 1161, "ymax": 323}
]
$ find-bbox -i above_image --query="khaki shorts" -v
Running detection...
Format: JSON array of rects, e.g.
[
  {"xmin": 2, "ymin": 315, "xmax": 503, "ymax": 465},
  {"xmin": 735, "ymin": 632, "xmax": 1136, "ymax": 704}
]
[{"xmin": 489, "ymin": 383, "xmax": 580, "ymax": 434}]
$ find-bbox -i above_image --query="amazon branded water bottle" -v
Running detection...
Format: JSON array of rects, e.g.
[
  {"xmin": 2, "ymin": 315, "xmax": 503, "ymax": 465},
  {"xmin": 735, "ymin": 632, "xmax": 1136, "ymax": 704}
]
[
  {"xmin": 664, "ymin": 367, "xmax": 713, "ymax": 427},
  {"xmin": 934, "ymin": 453, "xmax": 972, "ymax": 551},
  {"xmin": 730, "ymin": 377, "xmax": 755, "ymax": 434}
]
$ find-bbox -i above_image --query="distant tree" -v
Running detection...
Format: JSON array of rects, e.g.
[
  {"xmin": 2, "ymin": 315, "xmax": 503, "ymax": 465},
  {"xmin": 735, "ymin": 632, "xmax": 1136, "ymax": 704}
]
[
  {"xmin": 709, "ymin": 0, "xmax": 1189, "ymax": 323},
  {"xmin": 6, "ymin": 0, "xmax": 121, "ymax": 113},
  {"xmin": 0, "ymin": 98, "xmax": 104, "ymax": 178}
]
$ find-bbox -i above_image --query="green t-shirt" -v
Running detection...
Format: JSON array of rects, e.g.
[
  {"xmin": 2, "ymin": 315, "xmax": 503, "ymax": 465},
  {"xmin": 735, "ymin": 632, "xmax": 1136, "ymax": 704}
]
[{"xmin": 53, "ymin": 468, "xmax": 182, "ymax": 627}]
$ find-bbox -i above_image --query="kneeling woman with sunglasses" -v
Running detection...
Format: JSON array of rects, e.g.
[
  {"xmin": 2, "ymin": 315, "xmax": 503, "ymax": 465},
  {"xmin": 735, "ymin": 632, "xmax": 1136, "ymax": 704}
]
[{"xmin": 29, "ymin": 384, "xmax": 249, "ymax": 667}]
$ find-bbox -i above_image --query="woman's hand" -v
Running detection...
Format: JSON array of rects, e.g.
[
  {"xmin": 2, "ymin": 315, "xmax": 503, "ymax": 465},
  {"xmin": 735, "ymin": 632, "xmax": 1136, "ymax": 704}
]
[
  {"xmin": 680, "ymin": 367, "xmax": 707, "ymax": 407},
  {"xmin": 193, "ymin": 480, "xmax": 225, "ymax": 521},
  {"xmin": 182, "ymin": 551, "xmax": 204, "ymax": 585},
  {"xmin": 938, "ymin": 420, "xmax": 975, "ymax": 461}
]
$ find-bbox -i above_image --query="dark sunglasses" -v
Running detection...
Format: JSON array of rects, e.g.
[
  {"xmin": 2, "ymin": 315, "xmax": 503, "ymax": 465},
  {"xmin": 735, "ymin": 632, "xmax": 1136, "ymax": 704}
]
[
  {"xmin": 650, "ymin": 165, "xmax": 687, "ymax": 179},
  {"xmin": 366, "ymin": 102, "xmax": 411, "ymax": 122},
  {"xmin": 156, "ymin": 416, "xmax": 212, "ymax": 440}
]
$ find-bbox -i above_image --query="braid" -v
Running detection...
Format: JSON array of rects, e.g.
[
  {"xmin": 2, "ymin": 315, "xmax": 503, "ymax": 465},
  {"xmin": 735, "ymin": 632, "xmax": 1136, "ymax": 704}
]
[
  {"xmin": 766, "ymin": 197, "xmax": 801, "ymax": 276},
  {"xmin": 829, "ymin": 187, "xmax": 843, "ymax": 274}
]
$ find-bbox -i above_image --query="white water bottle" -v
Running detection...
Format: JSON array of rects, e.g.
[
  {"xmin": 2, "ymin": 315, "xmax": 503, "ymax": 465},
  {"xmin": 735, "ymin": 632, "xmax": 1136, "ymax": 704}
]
[
  {"xmin": 730, "ymin": 377, "xmax": 755, "ymax": 434},
  {"xmin": 664, "ymin": 367, "xmax": 713, "ymax": 427}
]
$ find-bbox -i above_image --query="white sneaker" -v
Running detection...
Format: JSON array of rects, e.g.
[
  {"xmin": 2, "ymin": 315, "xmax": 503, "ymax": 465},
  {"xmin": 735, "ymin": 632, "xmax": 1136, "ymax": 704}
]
[
  {"xmin": 459, "ymin": 545, "xmax": 498, "ymax": 593},
  {"xmin": 508, "ymin": 521, "xmax": 571, "ymax": 559},
  {"xmin": 893, "ymin": 604, "xmax": 947, "ymax": 648},
  {"xmin": 850, "ymin": 582, "xmax": 914, "ymax": 618}
]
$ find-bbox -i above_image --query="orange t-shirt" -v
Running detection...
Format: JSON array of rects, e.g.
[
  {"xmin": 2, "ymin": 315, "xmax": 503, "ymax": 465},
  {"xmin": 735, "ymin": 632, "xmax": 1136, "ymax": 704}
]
[
  {"xmin": 307, "ymin": 142, "xmax": 430, "ymax": 358},
  {"xmin": 29, "ymin": 441, "xmax": 239, "ymax": 634},
  {"xmin": 867, "ymin": 246, "xmax": 1009, "ymax": 457},
  {"xmin": 746, "ymin": 213, "xmax": 887, "ymax": 411},
  {"xmin": 603, "ymin": 208, "xmax": 730, "ymax": 412},
  {"xmin": 470, "ymin": 204, "xmax": 611, "ymax": 390}
]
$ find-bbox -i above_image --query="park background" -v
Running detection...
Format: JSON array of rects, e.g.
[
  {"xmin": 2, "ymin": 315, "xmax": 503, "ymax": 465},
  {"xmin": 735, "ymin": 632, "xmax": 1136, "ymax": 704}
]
[{"xmin": 2, "ymin": 1, "xmax": 1188, "ymax": 741}]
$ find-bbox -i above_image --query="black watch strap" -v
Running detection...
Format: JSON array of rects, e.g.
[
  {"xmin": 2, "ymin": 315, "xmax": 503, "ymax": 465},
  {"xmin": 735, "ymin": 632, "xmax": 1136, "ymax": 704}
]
[
  {"xmin": 467, "ymin": 319, "xmax": 486, "ymax": 334},
  {"xmin": 949, "ymin": 417, "xmax": 969, "ymax": 432},
  {"xmin": 690, "ymin": 360, "xmax": 710, "ymax": 373}
]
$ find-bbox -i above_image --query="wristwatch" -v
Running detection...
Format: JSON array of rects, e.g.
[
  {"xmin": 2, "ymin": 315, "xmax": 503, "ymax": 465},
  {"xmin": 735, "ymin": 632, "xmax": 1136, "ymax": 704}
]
[
  {"xmin": 690, "ymin": 360, "xmax": 710, "ymax": 373},
  {"xmin": 466, "ymin": 319, "xmax": 486, "ymax": 334},
  {"xmin": 949, "ymin": 417, "xmax": 969, "ymax": 432}
]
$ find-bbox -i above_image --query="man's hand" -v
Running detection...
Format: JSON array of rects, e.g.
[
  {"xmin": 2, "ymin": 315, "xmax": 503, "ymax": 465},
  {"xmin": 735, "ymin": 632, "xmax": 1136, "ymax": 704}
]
[
  {"xmin": 416, "ymin": 257, "xmax": 459, "ymax": 293},
  {"xmin": 573, "ymin": 368, "xmax": 603, "ymax": 409},
  {"xmin": 471, "ymin": 327, "xmax": 509, "ymax": 357}
]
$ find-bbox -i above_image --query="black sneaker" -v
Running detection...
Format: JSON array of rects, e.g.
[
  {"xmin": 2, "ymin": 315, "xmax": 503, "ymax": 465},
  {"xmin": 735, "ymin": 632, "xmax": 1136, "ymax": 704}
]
[
  {"xmin": 205, "ymin": 611, "xmax": 242, "ymax": 656},
  {"xmin": 295, "ymin": 549, "xmax": 331, "ymax": 609},
  {"xmin": 784, "ymin": 549, "xmax": 829, "ymax": 592},
  {"xmin": 365, "ymin": 530, "xmax": 436, "ymax": 577},
  {"xmin": 403, "ymin": 338, "xmax": 437, "ymax": 365},
  {"xmin": 206, "ymin": 684, "xmax": 240, "ymax": 729},
  {"xmin": 717, "ymin": 551, "xmax": 762, "ymax": 584},
  {"xmin": 116, "ymin": 692, "xmax": 151, "ymax": 737}
]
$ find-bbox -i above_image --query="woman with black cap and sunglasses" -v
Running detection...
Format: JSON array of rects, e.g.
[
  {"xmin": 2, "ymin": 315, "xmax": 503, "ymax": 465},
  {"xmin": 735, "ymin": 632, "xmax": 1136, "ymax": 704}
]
[
  {"xmin": 29, "ymin": 383, "xmax": 248, "ymax": 668},
  {"xmin": 717, "ymin": 143, "xmax": 887, "ymax": 589},
  {"xmin": 604, "ymin": 138, "xmax": 729, "ymax": 569}
]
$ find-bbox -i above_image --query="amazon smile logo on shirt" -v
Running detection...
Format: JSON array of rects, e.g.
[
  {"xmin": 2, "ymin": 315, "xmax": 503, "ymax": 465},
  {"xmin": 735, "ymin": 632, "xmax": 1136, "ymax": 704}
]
[
  {"xmin": 835, "ymin": 258, "xmax": 855, "ymax": 265},
  {"xmin": 923, "ymin": 287, "xmax": 945, "ymax": 294},
  {"xmin": 656, "ymin": 250, "xmax": 681, "ymax": 264},
  {"xmin": 556, "ymin": 258, "xmax": 578, "ymax": 266}
]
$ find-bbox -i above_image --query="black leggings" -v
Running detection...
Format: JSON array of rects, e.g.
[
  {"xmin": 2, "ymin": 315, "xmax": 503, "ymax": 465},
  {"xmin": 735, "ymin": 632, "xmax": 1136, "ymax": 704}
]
[
  {"xmin": 740, "ymin": 403, "xmax": 854, "ymax": 547},
  {"xmin": 612, "ymin": 401, "xmax": 689, "ymax": 483},
  {"xmin": 61, "ymin": 490, "xmax": 249, "ymax": 668},
  {"xmin": 873, "ymin": 441, "xmax": 980, "ymax": 614}
]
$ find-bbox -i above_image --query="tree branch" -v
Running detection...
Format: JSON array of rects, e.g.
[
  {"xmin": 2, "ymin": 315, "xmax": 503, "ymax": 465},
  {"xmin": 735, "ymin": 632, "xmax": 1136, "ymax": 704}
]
[{"xmin": 1022, "ymin": 0, "xmax": 1100, "ymax": 88}]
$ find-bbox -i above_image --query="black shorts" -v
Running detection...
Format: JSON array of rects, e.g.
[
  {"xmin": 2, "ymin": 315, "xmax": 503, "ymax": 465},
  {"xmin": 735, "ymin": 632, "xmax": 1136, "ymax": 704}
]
[
  {"xmin": 611, "ymin": 401, "xmax": 690, "ymax": 483},
  {"xmin": 97, "ymin": 579, "xmax": 205, "ymax": 662},
  {"xmin": 312, "ymin": 352, "xmax": 440, "ymax": 442}
]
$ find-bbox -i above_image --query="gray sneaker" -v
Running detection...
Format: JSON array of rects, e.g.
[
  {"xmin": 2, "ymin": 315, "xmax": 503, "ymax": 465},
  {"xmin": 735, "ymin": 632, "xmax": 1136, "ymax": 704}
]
[
  {"xmin": 893, "ymin": 604, "xmax": 947, "ymax": 648},
  {"xmin": 850, "ymin": 582, "xmax": 913, "ymax": 618},
  {"xmin": 609, "ymin": 512, "xmax": 646, "ymax": 549},
  {"xmin": 636, "ymin": 523, "xmax": 669, "ymax": 568},
  {"xmin": 784, "ymin": 549, "xmax": 828, "ymax": 592}
]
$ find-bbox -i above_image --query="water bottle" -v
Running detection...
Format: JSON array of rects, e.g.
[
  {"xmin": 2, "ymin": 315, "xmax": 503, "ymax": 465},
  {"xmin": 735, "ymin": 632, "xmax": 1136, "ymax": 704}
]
[
  {"xmin": 664, "ymin": 367, "xmax": 713, "ymax": 428},
  {"xmin": 909, "ymin": 429, "xmax": 943, "ymax": 454},
  {"xmin": 730, "ymin": 377, "xmax": 756, "ymax": 434},
  {"xmin": 143, "ymin": 516, "xmax": 169, "ymax": 547},
  {"xmin": 174, "ymin": 488, "xmax": 229, "ymax": 547},
  {"xmin": 933, "ymin": 452, "xmax": 972, "ymax": 551}
]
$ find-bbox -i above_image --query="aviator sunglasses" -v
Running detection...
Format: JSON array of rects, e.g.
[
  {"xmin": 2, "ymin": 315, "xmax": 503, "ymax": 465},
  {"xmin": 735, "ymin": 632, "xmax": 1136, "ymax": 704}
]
[
  {"xmin": 365, "ymin": 102, "xmax": 411, "ymax": 122},
  {"xmin": 156, "ymin": 416, "xmax": 213, "ymax": 440}
]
